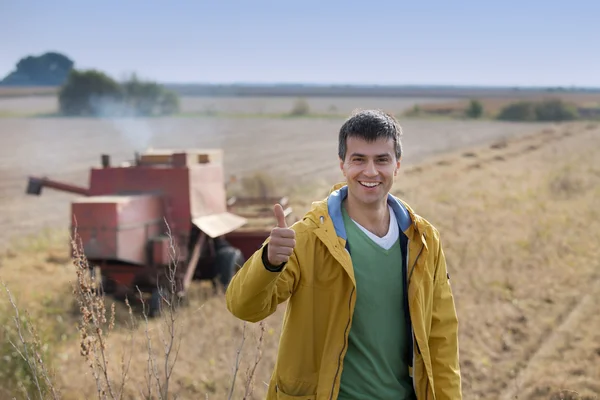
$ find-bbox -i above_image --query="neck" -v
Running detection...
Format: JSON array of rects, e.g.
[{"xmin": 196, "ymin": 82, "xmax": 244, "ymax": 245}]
[{"xmin": 344, "ymin": 195, "xmax": 390, "ymax": 237}]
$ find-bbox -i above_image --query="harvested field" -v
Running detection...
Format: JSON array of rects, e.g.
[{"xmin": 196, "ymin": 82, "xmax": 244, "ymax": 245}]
[
  {"xmin": 0, "ymin": 94, "xmax": 456, "ymax": 117},
  {"xmin": 0, "ymin": 86, "xmax": 58, "ymax": 98},
  {"xmin": 0, "ymin": 96, "xmax": 598, "ymax": 399},
  {"xmin": 0, "ymin": 114, "xmax": 553, "ymax": 250},
  {"xmin": 396, "ymin": 122, "xmax": 600, "ymax": 399}
]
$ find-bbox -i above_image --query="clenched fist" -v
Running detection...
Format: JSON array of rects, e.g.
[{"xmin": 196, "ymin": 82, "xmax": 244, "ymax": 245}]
[{"xmin": 267, "ymin": 203, "xmax": 296, "ymax": 266}]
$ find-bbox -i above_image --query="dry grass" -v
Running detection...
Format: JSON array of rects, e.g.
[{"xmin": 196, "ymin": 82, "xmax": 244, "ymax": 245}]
[
  {"xmin": 393, "ymin": 122, "xmax": 600, "ymax": 399},
  {"xmin": 1, "ymin": 120, "xmax": 599, "ymax": 399},
  {"xmin": 0, "ymin": 114, "xmax": 554, "ymax": 250},
  {"xmin": 0, "ymin": 223, "xmax": 271, "ymax": 399}
]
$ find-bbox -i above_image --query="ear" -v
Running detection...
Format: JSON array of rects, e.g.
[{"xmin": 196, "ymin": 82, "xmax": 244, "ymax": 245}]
[
  {"xmin": 339, "ymin": 158, "xmax": 346, "ymax": 177},
  {"xmin": 394, "ymin": 158, "xmax": 401, "ymax": 176}
]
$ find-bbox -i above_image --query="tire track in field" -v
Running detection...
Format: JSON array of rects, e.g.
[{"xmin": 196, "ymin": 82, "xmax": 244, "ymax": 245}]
[
  {"xmin": 499, "ymin": 274, "xmax": 600, "ymax": 400},
  {"xmin": 393, "ymin": 122, "xmax": 599, "ymax": 399}
]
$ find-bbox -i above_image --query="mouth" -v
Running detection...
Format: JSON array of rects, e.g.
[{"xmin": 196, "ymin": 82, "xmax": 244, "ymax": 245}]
[{"xmin": 359, "ymin": 181, "xmax": 381, "ymax": 189}]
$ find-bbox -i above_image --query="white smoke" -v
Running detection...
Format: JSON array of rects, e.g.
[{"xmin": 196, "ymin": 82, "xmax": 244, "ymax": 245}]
[{"xmin": 89, "ymin": 95, "xmax": 155, "ymax": 151}]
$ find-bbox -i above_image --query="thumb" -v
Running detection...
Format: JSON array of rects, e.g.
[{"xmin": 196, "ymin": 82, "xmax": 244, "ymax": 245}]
[{"xmin": 273, "ymin": 203, "xmax": 287, "ymax": 228}]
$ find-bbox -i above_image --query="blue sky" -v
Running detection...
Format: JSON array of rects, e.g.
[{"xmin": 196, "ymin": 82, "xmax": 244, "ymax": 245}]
[{"xmin": 1, "ymin": 0, "xmax": 598, "ymax": 87}]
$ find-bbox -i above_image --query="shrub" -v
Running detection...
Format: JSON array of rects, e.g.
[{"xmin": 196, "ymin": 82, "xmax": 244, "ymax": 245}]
[
  {"xmin": 534, "ymin": 98, "xmax": 579, "ymax": 121},
  {"xmin": 0, "ymin": 288, "xmax": 59, "ymax": 399},
  {"xmin": 497, "ymin": 101, "xmax": 537, "ymax": 121},
  {"xmin": 58, "ymin": 70, "xmax": 123, "ymax": 116},
  {"xmin": 465, "ymin": 99, "xmax": 484, "ymax": 118},
  {"xmin": 497, "ymin": 98, "xmax": 580, "ymax": 122},
  {"xmin": 289, "ymin": 98, "xmax": 310, "ymax": 116}
]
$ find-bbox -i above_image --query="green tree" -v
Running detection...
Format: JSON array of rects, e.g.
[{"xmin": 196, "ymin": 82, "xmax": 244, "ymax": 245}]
[
  {"xmin": 496, "ymin": 101, "xmax": 537, "ymax": 121},
  {"xmin": 1, "ymin": 52, "xmax": 74, "ymax": 86},
  {"xmin": 465, "ymin": 99, "xmax": 483, "ymax": 118},
  {"xmin": 497, "ymin": 98, "xmax": 580, "ymax": 122},
  {"xmin": 58, "ymin": 70, "xmax": 180, "ymax": 117},
  {"xmin": 534, "ymin": 98, "xmax": 579, "ymax": 121},
  {"xmin": 58, "ymin": 70, "xmax": 123, "ymax": 116},
  {"xmin": 121, "ymin": 74, "xmax": 179, "ymax": 116}
]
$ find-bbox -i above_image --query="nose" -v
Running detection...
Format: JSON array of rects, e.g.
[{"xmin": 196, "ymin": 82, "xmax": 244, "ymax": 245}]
[{"xmin": 363, "ymin": 160, "xmax": 378, "ymax": 177}]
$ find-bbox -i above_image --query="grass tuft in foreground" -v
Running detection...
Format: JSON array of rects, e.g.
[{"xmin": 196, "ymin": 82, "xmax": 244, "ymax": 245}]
[{"xmin": 1, "ymin": 221, "xmax": 265, "ymax": 399}]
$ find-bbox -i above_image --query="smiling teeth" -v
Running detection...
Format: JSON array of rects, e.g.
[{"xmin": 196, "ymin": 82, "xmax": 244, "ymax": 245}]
[{"xmin": 360, "ymin": 182, "xmax": 379, "ymax": 187}]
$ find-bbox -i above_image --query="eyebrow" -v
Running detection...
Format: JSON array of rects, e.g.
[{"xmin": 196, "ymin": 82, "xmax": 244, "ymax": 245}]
[{"xmin": 350, "ymin": 152, "xmax": 392, "ymax": 158}]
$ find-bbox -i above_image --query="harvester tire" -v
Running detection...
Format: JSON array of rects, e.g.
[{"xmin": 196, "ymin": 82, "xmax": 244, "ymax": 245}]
[
  {"xmin": 215, "ymin": 246, "xmax": 245, "ymax": 290},
  {"xmin": 148, "ymin": 288, "xmax": 163, "ymax": 318},
  {"xmin": 148, "ymin": 286, "xmax": 187, "ymax": 318}
]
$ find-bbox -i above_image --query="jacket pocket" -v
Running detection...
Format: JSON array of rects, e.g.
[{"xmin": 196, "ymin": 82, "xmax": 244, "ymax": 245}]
[{"xmin": 276, "ymin": 385, "xmax": 316, "ymax": 400}]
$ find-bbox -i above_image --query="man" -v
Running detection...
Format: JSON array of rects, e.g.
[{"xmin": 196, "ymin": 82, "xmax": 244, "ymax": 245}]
[{"xmin": 226, "ymin": 109, "xmax": 462, "ymax": 400}]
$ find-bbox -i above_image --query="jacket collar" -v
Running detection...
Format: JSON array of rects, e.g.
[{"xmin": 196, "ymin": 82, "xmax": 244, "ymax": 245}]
[
  {"xmin": 306, "ymin": 182, "xmax": 427, "ymax": 286},
  {"xmin": 324, "ymin": 183, "xmax": 414, "ymax": 242}
]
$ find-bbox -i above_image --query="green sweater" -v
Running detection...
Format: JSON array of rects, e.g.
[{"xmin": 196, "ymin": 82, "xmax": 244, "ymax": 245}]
[{"xmin": 338, "ymin": 206, "xmax": 415, "ymax": 400}]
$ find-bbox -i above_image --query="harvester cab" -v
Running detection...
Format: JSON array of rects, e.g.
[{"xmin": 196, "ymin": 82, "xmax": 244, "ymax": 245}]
[{"xmin": 25, "ymin": 148, "xmax": 293, "ymax": 316}]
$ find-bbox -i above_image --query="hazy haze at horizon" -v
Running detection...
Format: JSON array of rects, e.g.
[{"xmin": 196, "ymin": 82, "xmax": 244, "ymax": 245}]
[{"xmin": 1, "ymin": 0, "xmax": 598, "ymax": 87}]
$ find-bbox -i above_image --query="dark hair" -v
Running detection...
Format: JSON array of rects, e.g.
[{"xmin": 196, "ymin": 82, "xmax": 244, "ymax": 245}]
[{"xmin": 338, "ymin": 109, "xmax": 403, "ymax": 161}]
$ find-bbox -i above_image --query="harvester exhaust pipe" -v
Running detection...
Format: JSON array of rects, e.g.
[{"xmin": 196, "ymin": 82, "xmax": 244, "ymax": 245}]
[{"xmin": 101, "ymin": 154, "xmax": 111, "ymax": 168}]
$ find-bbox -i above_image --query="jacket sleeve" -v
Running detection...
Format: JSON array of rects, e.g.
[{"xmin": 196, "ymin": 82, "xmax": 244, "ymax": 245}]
[
  {"xmin": 225, "ymin": 236, "xmax": 301, "ymax": 323},
  {"xmin": 429, "ymin": 235, "xmax": 463, "ymax": 400}
]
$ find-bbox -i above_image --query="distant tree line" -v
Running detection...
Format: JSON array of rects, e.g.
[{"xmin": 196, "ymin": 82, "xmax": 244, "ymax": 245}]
[
  {"xmin": 404, "ymin": 97, "xmax": 597, "ymax": 122},
  {"xmin": 496, "ymin": 99, "xmax": 580, "ymax": 122},
  {"xmin": 463, "ymin": 98, "xmax": 581, "ymax": 122},
  {"xmin": 0, "ymin": 51, "xmax": 180, "ymax": 116},
  {"xmin": 58, "ymin": 70, "xmax": 180, "ymax": 117}
]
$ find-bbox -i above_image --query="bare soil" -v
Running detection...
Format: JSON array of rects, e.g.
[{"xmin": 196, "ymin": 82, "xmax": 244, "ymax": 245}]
[
  {"xmin": 0, "ymin": 95, "xmax": 598, "ymax": 399},
  {"xmin": 0, "ymin": 94, "xmax": 453, "ymax": 117},
  {"xmin": 0, "ymin": 114, "xmax": 552, "ymax": 250},
  {"xmin": 394, "ymin": 122, "xmax": 600, "ymax": 399}
]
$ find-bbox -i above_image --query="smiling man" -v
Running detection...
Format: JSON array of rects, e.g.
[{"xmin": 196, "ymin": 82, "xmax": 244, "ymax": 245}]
[{"xmin": 226, "ymin": 109, "xmax": 462, "ymax": 400}]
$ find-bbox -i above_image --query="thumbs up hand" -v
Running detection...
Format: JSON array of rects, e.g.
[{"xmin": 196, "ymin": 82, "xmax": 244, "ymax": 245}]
[{"xmin": 267, "ymin": 204, "xmax": 296, "ymax": 266}]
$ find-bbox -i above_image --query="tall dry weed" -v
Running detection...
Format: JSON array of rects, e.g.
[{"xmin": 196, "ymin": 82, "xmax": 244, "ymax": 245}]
[{"xmin": 1, "ymin": 220, "xmax": 265, "ymax": 399}]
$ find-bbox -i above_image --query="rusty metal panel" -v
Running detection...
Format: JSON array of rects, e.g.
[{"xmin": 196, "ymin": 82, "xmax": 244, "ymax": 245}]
[
  {"xmin": 150, "ymin": 236, "xmax": 172, "ymax": 266},
  {"xmin": 71, "ymin": 194, "xmax": 163, "ymax": 265},
  {"xmin": 89, "ymin": 166, "xmax": 192, "ymax": 235},
  {"xmin": 225, "ymin": 230, "xmax": 271, "ymax": 260}
]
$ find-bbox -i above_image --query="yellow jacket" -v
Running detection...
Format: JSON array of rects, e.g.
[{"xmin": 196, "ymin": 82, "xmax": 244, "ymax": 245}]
[{"xmin": 226, "ymin": 183, "xmax": 462, "ymax": 400}]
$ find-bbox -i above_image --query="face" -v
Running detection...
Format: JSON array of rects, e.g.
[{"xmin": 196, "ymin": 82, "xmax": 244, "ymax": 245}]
[{"xmin": 339, "ymin": 135, "xmax": 401, "ymax": 208}]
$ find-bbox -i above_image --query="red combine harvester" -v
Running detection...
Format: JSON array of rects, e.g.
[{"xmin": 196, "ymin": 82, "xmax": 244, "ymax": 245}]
[{"xmin": 25, "ymin": 149, "xmax": 293, "ymax": 316}]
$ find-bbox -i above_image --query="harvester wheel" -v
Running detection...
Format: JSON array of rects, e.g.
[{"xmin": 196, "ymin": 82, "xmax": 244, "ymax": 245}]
[
  {"xmin": 148, "ymin": 288, "xmax": 163, "ymax": 318},
  {"xmin": 215, "ymin": 246, "xmax": 245, "ymax": 291},
  {"xmin": 148, "ymin": 286, "xmax": 188, "ymax": 318}
]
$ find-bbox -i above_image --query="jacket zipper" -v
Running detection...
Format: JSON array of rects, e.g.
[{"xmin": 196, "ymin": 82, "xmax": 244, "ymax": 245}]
[
  {"xmin": 329, "ymin": 286, "xmax": 355, "ymax": 400},
  {"xmin": 409, "ymin": 234, "xmax": 425, "ymax": 285},
  {"xmin": 409, "ymin": 235, "xmax": 426, "ymax": 398}
]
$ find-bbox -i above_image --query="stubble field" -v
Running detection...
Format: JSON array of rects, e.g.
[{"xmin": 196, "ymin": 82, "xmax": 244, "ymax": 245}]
[
  {"xmin": 0, "ymin": 96, "xmax": 552, "ymax": 249},
  {"xmin": 0, "ymin": 95, "xmax": 599, "ymax": 399}
]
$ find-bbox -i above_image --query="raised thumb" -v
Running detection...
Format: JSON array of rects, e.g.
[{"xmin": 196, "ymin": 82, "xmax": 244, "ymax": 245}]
[{"xmin": 273, "ymin": 203, "xmax": 287, "ymax": 228}]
